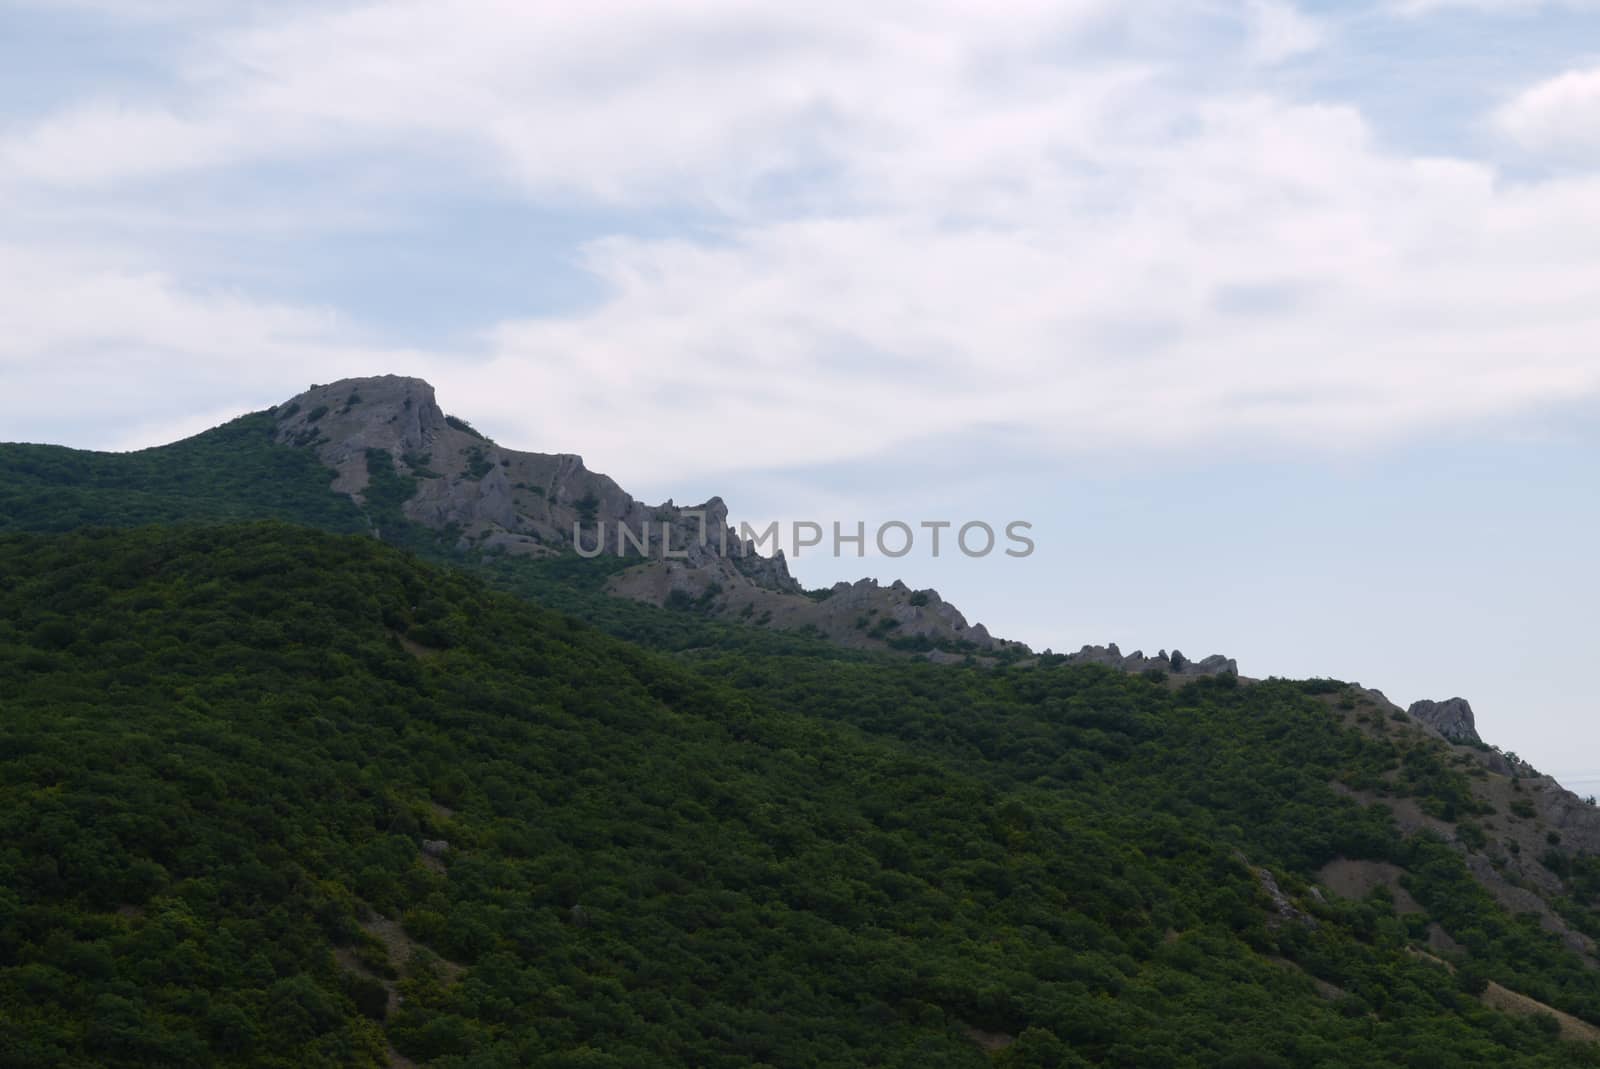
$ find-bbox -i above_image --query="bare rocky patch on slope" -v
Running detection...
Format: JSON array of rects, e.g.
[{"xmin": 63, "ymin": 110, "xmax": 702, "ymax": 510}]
[{"xmin": 1312, "ymin": 683, "xmax": 1600, "ymax": 966}]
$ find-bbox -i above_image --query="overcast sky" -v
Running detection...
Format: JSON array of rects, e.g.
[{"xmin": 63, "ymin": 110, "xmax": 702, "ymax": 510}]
[{"xmin": 2, "ymin": 0, "xmax": 1597, "ymax": 783}]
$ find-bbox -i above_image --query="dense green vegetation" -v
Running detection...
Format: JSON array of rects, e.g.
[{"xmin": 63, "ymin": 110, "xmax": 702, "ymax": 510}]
[
  {"xmin": 0, "ymin": 525, "xmax": 1599, "ymax": 1067},
  {"xmin": 5, "ymin": 416, "xmax": 1600, "ymax": 1065},
  {"xmin": 0, "ymin": 414, "xmax": 856, "ymax": 658},
  {"xmin": 0, "ymin": 413, "xmax": 365, "ymax": 535}
]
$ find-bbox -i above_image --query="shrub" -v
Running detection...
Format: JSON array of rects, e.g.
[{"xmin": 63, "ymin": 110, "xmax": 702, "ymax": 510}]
[
  {"xmin": 343, "ymin": 974, "xmax": 389, "ymax": 1021},
  {"xmin": 444, "ymin": 415, "xmax": 488, "ymax": 440},
  {"xmin": 463, "ymin": 446, "xmax": 494, "ymax": 480}
]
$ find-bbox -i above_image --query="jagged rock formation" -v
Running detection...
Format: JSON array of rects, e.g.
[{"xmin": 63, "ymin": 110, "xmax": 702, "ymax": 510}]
[
  {"xmin": 271, "ymin": 376, "xmax": 1019, "ymax": 653},
  {"xmin": 273, "ymin": 375, "xmax": 793, "ymax": 584},
  {"xmin": 1407, "ymin": 698, "xmax": 1482, "ymax": 745},
  {"xmin": 271, "ymin": 376, "xmax": 1239, "ymax": 669},
  {"xmin": 1057, "ymin": 643, "xmax": 1237, "ymax": 677},
  {"xmin": 607, "ymin": 569, "xmax": 1007, "ymax": 652}
]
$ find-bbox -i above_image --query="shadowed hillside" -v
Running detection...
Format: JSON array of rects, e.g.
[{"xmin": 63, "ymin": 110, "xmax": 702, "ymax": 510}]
[{"xmin": 2, "ymin": 525, "xmax": 1600, "ymax": 1066}]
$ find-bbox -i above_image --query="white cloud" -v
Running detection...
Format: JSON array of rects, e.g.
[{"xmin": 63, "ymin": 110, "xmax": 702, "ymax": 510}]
[
  {"xmin": 462, "ymin": 141, "xmax": 1600, "ymax": 481},
  {"xmin": 0, "ymin": 106, "xmax": 244, "ymax": 186},
  {"xmin": 0, "ymin": 0, "xmax": 350, "ymax": 22},
  {"xmin": 1494, "ymin": 66, "xmax": 1600, "ymax": 157},
  {"xmin": 1, "ymin": 0, "xmax": 1127, "ymax": 198},
  {"xmin": 1391, "ymin": 0, "xmax": 1600, "ymax": 14},
  {"xmin": 1244, "ymin": 0, "xmax": 1325, "ymax": 65},
  {"xmin": 2, "ymin": 0, "xmax": 1599, "ymax": 484},
  {"xmin": 0, "ymin": 245, "xmax": 334, "ymax": 364},
  {"xmin": 0, "ymin": 242, "xmax": 431, "ymax": 447}
]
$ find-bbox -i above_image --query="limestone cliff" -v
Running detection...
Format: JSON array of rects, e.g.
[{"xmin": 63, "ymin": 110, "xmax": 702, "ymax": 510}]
[
  {"xmin": 1407, "ymin": 698, "xmax": 1482, "ymax": 745},
  {"xmin": 271, "ymin": 376, "xmax": 1010, "ymax": 652},
  {"xmin": 273, "ymin": 375, "xmax": 789, "ymax": 583},
  {"xmin": 271, "ymin": 375, "xmax": 1235, "ymax": 669}
]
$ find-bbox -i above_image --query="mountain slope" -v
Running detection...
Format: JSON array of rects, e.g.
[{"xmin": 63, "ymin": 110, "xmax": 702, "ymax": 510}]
[
  {"xmin": 2, "ymin": 375, "xmax": 1242, "ymax": 671},
  {"xmin": 271, "ymin": 375, "xmax": 1044, "ymax": 657},
  {"xmin": 3, "ymin": 525, "xmax": 1600, "ymax": 1067},
  {"xmin": 0, "ymin": 411, "xmax": 365, "ymax": 535}
]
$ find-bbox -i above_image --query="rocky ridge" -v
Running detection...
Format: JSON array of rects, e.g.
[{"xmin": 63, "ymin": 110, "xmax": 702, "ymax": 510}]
[
  {"xmin": 272, "ymin": 375, "xmax": 1236, "ymax": 668},
  {"xmin": 1052, "ymin": 643, "xmax": 1238, "ymax": 677}
]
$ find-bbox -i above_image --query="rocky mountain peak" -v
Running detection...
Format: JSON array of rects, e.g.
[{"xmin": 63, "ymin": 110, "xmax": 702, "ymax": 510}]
[
  {"xmin": 274, "ymin": 376, "xmax": 448, "ymax": 495},
  {"xmin": 273, "ymin": 375, "xmax": 779, "ymax": 573},
  {"xmin": 269, "ymin": 375, "xmax": 1238, "ymax": 669},
  {"xmin": 1407, "ymin": 697, "xmax": 1482, "ymax": 745}
]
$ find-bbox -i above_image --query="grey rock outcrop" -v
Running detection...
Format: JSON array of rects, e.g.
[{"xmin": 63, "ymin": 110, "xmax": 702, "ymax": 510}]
[
  {"xmin": 273, "ymin": 376, "xmax": 801, "ymax": 587},
  {"xmin": 272, "ymin": 377, "xmax": 1251, "ymax": 669},
  {"xmin": 1407, "ymin": 698, "xmax": 1481, "ymax": 745},
  {"xmin": 271, "ymin": 376, "xmax": 1035, "ymax": 652},
  {"xmin": 1234, "ymin": 851, "xmax": 1315, "ymax": 929},
  {"xmin": 1059, "ymin": 643, "xmax": 1237, "ymax": 677}
]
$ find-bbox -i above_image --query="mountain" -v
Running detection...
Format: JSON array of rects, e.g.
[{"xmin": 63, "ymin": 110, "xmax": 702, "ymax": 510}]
[
  {"xmin": 1, "ymin": 373, "xmax": 1234, "ymax": 671},
  {"xmin": 0, "ymin": 408, "xmax": 369, "ymax": 535},
  {"xmin": 5, "ymin": 380, "xmax": 1600, "ymax": 1066},
  {"xmin": 4, "ymin": 524, "xmax": 1600, "ymax": 1068},
  {"xmin": 270, "ymin": 375, "xmax": 1032, "ymax": 657}
]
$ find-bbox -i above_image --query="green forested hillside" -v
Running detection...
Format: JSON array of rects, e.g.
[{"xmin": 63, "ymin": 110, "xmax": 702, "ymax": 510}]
[
  {"xmin": 2, "ymin": 525, "xmax": 1599, "ymax": 1068},
  {"xmin": 0, "ymin": 414, "xmax": 860, "ymax": 658},
  {"xmin": 0, "ymin": 413, "xmax": 366, "ymax": 535}
]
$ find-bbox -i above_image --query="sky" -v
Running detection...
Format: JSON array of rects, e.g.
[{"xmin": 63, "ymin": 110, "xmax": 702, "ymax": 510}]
[{"xmin": 1, "ymin": 1, "xmax": 1597, "ymax": 783}]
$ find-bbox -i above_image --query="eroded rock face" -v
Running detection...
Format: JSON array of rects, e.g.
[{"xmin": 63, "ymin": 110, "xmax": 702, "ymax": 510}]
[
  {"xmin": 274, "ymin": 375, "xmax": 448, "ymax": 497},
  {"xmin": 1059, "ymin": 644, "xmax": 1237, "ymax": 677},
  {"xmin": 270, "ymin": 376, "xmax": 1239, "ymax": 667},
  {"xmin": 272, "ymin": 377, "xmax": 1035, "ymax": 652},
  {"xmin": 273, "ymin": 376, "xmax": 800, "ymax": 583},
  {"xmin": 602, "ymin": 567, "xmax": 1015, "ymax": 652},
  {"xmin": 1408, "ymin": 698, "xmax": 1481, "ymax": 745}
]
